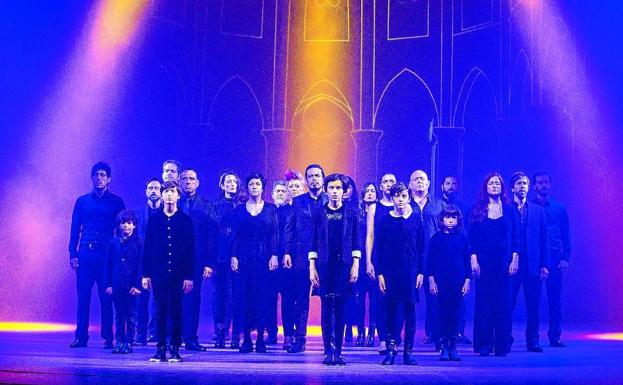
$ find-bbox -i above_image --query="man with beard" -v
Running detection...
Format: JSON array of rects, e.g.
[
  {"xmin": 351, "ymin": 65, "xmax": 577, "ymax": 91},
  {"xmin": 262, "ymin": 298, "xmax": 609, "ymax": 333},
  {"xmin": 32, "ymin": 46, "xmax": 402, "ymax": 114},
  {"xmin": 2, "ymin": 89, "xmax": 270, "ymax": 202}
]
[
  {"xmin": 532, "ymin": 172, "xmax": 571, "ymax": 347},
  {"xmin": 408, "ymin": 170, "xmax": 442, "ymax": 350},
  {"xmin": 509, "ymin": 172, "xmax": 550, "ymax": 352},
  {"xmin": 162, "ymin": 159, "xmax": 182, "ymax": 183},
  {"xmin": 135, "ymin": 177, "xmax": 162, "ymax": 344},
  {"xmin": 283, "ymin": 164, "xmax": 328, "ymax": 353},
  {"xmin": 179, "ymin": 168, "xmax": 214, "ymax": 351},
  {"xmin": 69, "ymin": 162, "xmax": 125, "ymax": 348}
]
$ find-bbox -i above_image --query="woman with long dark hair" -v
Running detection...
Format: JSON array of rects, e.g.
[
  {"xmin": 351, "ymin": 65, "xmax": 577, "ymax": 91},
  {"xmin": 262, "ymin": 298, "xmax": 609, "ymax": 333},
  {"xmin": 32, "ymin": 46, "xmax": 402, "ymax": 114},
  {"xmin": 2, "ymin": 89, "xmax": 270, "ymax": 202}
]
[
  {"xmin": 230, "ymin": 172, "xmax": 279, "ymax": 353},
  {"xmin": 469, "ymin": 172, "xmax": 519, "ymax": 357}
]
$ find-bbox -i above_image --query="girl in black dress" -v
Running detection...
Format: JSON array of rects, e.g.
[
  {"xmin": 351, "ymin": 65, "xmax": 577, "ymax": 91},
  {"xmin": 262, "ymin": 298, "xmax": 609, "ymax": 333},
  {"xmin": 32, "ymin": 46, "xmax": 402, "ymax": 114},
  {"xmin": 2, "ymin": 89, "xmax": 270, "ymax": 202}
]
[
  {"xmin": 230, "ymin": 172, "xmax": 279, "ymax": 353},
  {"xmin": 469, "ymin": 172, "xmax": 519, "ymax": 357},
  {"xmin": 309, "ymin": 174, "xmax": 361, "ymax": 365},
  {"xmin": 376, "ymin": 183, "xmax": 424, "ymax": 365}
]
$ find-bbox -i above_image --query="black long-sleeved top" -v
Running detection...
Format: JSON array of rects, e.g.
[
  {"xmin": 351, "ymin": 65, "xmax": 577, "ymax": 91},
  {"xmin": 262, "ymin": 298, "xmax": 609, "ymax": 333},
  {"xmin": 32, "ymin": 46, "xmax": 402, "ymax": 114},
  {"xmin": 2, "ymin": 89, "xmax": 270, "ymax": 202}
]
[
  {"xmin": 68, "ymin": 189, "xmax": 125, "ymax": 259},
  {"xmin": 468, "ymin": 204, "xmax": 520, "ymax": 268},
  {"xmin": 284, "ymin": 192, "xmax": 328, "ymax": 270},
  {"xmin": 276, "ymin": 204, "xmax": 290, "ymax": 257},
  {"xmin": 513, "ymin": 201, "xmax": 550, "ymax": 275},
  {"xmin": 180, "ymin": 193, "xmax": 214, "ymax": 270},
  {"xmin": 210, "ymin": 196, "xmax": 238, "ymax": 265},
  {"xmin": 309, "ymin": 203, "xmax": 361, "ymax": 266},
  {"xmin": 143, "ymin": 209, "xmax": 195, "ymax": 282},
  {"xmin": 376, "ymin": 212, "xmax": 424, "ymax": 303},
  {"xmin": 531, "ymin": 197, "xmax": 571, "ymax": 262},
  {"xmin": 135, "ymin": 203, "xmax": 160, "ymax": 242},
  {"xmin": 427, "ymin": 231, "xmax": 471, "ymax": 283},
  {"xmin": 105, "ymin": 234, "xmax": 143, "ymax": 291},
  {"xmin": 230, "ymin": 202, "xmax": 279, "ymax": 271}
]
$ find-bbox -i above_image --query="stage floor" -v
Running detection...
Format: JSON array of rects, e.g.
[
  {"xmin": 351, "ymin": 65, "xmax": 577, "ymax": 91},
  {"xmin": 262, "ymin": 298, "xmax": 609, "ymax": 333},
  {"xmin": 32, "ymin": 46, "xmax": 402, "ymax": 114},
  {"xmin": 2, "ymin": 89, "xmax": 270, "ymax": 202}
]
[{"xmin": 0, "ymin": 330, "xmax": 621, "ymax": 384}]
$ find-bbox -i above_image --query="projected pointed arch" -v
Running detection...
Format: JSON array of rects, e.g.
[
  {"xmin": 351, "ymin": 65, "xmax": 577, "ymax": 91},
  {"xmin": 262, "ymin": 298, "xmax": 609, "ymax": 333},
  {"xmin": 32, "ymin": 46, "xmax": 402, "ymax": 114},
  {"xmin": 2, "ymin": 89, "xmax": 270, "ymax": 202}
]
[
  {"xmin": 290, "ymin": 79, "xmax": 355, "ymax": 176},
  {"xmin": 509, "ymin": 50, "xmax": 533, "ymax": 119},
  {"xmin": 205, "ymin": 75, "xmax": 266, "ymax": 184},
  {"xmin": 304, "ymin": 0, "xmax": 350, "ymax": 42},
  {"xmin": 453, "ymin": 67, "xmax": 498, "ymax": 127},
  {"xmin": 375, "ymin": 68, "xmax": 438, "ymax": 180}
]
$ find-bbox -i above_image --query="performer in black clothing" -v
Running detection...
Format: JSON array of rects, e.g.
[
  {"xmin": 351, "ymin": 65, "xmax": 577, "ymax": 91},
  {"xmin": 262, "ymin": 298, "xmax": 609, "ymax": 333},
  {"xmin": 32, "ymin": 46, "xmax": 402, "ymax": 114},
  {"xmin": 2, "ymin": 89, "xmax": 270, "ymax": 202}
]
[
  {"xmin": 438, "ymin": 175, "xmax": 472, "ymax": 345},
  {"xmin": 212, "ymin": 171, "xmax": 245, "ymax": 349},
  {"xmin": 427, "ymin": 205, "xmax": 471, "ymax": 361},
  {"xmin": 532, "ymin": 171, "xmax": 571, "ymax": 348},
  {"xmin": 142, "ymin": 181, "xmax": 195, "ymax": 363},
  {"xmin": 180, "ymin": 168, "xmax": 214, "ymax": 351},
  {"xmin": 283, "ymin": 164, "xmax": 328, "ymax": 353},
  {"xmin": 409, "ymin": 170, "xmax": 442, "ymax": 350},
  {"xmin": 365, "ymin": 173, "xmax": 397, "ymax": 352},
  {"xmin": 105, "ymin": 210, "xmax": 142, "ymax": 354},
  {"xmin": 509, "ymin": 172, "xmax": 550, "ymax": 352},
  {"xmin": 469, "ymin": 172, "xmax": 519, "ymax": 357},
  {"xmin": 135, "ymin": 177, "xmax": 162, "ymax": 345},
  {"xmin": 376, "ymin": 182, "xmax": 424, "ymax": 366},
  {"xmin": 342, "ymin": 175, "xmax": 360, "ymax": 345},
  {"xmin": 230, "ymin": 173, "xmax": 279, "ymax": 353},
  {"xmin": 309, "ymin": 174, "xmax": 361, "ymax": 365},
  {"xmin": 69, "ymin": 161, "xmax": 125, "ymax": 349}
]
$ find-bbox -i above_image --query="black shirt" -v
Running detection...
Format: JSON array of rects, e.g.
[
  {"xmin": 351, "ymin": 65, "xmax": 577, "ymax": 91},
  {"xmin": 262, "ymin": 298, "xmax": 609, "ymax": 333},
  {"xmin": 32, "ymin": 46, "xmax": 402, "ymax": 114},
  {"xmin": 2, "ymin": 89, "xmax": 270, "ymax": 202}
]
[
  {"xmin": 427, "ymin": 231, "xmax": 471, "ymax": 283},
  {"xmin": 69, "ymin": 189, "xmax": 125, "ymax": 259}
]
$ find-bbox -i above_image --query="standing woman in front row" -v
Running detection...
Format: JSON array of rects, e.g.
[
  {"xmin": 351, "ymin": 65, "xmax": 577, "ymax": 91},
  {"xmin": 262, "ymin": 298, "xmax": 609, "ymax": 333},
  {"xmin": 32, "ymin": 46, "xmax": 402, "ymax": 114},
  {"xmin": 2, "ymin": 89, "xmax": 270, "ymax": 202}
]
[
  {"xmin": 469, "ymin": 172, "xmax": 519, "ymax": 357},
  {"xmin": 309, "ymin": 174, "xmax": 361, "ymax": 366},
  {"xmin": 230, "ymin": 172, "xmax": 279, "ymax": 353}
]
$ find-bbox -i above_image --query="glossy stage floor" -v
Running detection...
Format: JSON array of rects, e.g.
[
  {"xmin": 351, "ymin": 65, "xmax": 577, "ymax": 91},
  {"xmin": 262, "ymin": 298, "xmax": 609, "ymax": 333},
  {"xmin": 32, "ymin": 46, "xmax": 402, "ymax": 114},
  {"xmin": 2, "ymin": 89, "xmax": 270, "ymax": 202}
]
[{"xmin": 0, "ymin": 328, "xmax": 621, "ymax": 384}]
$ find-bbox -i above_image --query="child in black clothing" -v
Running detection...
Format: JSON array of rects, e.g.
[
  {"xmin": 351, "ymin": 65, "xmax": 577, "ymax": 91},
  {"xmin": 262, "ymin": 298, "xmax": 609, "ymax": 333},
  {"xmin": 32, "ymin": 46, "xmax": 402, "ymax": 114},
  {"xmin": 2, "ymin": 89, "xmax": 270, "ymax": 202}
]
[
  {"xmin": 105, "ymin": 210, "xmax": 143, "ymax": 354},
  {"xmin": 427, "ymin": 204, "xmax": 471, "ymax": 361}
]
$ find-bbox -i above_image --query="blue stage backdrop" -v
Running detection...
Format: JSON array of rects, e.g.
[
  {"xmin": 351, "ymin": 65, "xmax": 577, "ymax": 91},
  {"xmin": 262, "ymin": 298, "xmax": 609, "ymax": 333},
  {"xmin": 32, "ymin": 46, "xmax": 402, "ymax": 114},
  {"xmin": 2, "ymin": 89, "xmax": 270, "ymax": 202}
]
[{"xmin": 0, "ymin": 0, "xmax": 621, "ymax": 330}]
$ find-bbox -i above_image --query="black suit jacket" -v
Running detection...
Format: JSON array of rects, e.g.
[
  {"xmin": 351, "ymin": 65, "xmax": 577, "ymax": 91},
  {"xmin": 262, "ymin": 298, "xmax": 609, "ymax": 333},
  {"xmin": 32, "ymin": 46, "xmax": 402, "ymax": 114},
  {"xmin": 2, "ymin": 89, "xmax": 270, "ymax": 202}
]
[
  {"xmin": 514, "ymin": 202, "xmax": 551, "ymax": 276},
  {"xmin": 309, "ymin": 204, "xmax": 362, "ymax": 266},
  {"xmin": 284, "ymin": 192, "xmax": 328, "ymax": 270}
]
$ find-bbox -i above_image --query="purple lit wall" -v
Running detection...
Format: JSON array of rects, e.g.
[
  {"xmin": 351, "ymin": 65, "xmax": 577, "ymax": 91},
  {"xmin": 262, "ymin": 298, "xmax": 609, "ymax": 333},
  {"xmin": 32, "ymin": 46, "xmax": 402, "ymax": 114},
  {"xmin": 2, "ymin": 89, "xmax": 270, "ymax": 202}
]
[{"xmin": 1, "ymin": 0, "xmax": 621, "ymax": 330}]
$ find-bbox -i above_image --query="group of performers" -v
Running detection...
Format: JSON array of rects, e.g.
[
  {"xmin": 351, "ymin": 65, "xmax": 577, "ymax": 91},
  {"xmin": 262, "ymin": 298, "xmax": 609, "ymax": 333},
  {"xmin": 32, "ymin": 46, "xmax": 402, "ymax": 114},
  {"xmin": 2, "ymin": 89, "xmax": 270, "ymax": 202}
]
[{"xmin": 68, "ymin": 160, "xmax": 571, "ymax": 365}]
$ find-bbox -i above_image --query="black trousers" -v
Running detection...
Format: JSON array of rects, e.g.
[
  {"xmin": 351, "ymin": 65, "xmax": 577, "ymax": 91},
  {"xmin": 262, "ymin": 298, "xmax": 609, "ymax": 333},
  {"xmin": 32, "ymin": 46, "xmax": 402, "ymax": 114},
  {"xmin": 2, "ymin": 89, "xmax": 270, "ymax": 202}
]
[
  {"xmin": 511, "ymin": 271, "xmax": 542, "ymax": 347},
  {"xmin": 265, "ymin": 270, "xmax": 280, "ymax": 337},
  {"xmin": 473, "ymin": 272, "xmax": 512, "ymax": 354},
  {"xmin": 546, "ymin": 263, "xmax": 563, "ymax": 342},
  {"xmin": 282, "ymin": 269, "xmax": 311, "ymax": 338},
  {"xmin": 213, "ymin": 262, "xmax": 234, "ymax": 334},
  {"xmin": 153, "ymin": 276, "xmax": 184, "ymax": 348},
  {"xmin": 385, "ymin": 300, "xmax": 415, "ymax": 349},
  {"xmin": 75, "ymin": 248, "xmax": 113, "ymax": 341},
  {"xmin": 113, "ymin": 290, "xmax": 137, "ymax": 343},
  {"xmin": 436, "ymin": 281, "xmax": 463, "ymax": 341},
  {"xmin": 183, "ymin": 269, "xmax": 204, "ymax": 344},
  {"xmin": 423, "ymin": 279, "xmax": 439, "ymax": 342},
  {"xmin": 135, "ymin": 288, "xmax": 151, "ymax": 338},
  {"xmin": 321, "ymin": 295, "xmax": 346, "ymax": 354},
  {"xmin": 280, "ymin": 268, "xmax": 295, "ymax": 337},
  {"xmin": 377, "ymin": 293, "xmax": 404, "ymax": 342}
]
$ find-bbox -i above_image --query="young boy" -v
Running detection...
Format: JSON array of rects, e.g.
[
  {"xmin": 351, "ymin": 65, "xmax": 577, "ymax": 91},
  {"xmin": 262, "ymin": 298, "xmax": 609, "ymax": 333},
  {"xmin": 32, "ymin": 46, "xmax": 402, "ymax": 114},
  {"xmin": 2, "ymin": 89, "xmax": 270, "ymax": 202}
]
[
  {"xmin": 427, "ymin": 205, "xmax": 471, "ymax": 361},
  {"xmin": 376, "ymin": 183, "xmax": 424, "ymax": 365},
  {"xmin": 309, "ymin": 174, "xmax": 361, "ymax": 366}
]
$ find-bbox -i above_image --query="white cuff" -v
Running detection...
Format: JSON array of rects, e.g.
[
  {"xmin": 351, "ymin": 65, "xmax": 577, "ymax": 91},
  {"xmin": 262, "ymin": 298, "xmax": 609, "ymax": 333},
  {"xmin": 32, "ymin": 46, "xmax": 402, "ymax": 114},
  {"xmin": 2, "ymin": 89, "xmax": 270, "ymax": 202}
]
[
  {"xmin": 308, "ymin": 251, "xmax": 318, "ymax": 260},
  {"xmin": 352, "ymin": 250, "xmax": 361, "ymax": 259}
]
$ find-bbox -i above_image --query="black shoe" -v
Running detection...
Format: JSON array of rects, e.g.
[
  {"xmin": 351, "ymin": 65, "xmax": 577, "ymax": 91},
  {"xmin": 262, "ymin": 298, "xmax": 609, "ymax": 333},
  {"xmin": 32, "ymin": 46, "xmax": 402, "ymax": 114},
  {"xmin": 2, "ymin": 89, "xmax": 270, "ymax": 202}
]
[
  {"xmin": 322, "ymin": 350, "xmax": 335, "ymax": 365},
  {"xmin": 69, "ymin": 338, "xmax": 87, "ymax": 348},
  {"xmin": 239, "ymin": 340, "xmax": 253, "ymax": 353},
  {"xmin": 185, "ymin": 342, "xmax": 207, "ymax": 351},
  {"xmin": 287, "ymin": 338, "xmax": 306, "ymax": 353},
  {"xmin": 478, "ymin": 349, "xmax": 491, "ymax": 357},
  {"xmin": 456, "ymin": 333, "xmax": 472, "ymax": 345},
  {"xmin": 266, "ymin": 335, "xmax": 278, "ymax": 345},
  {"xmin": 255, "ymin": 339, "xmax": 267, "ymax": 353},
  {"xmin": 355, "ymin": 334, "xmax": 365, "ymax": 347},
  {"xmin": 334, "ymin": 355, "xmax": 346, "ymax": 366},
  {"xmin": 103, "ymin": 339, "xmax": 114, "ymax": 349},
  {"xmin": 121, "ymin": 343, "xmax": 133, "ymax": 354},
  {"xmin": 282, "ymin": 336, "xmax": 293, "ymax": 350},
  {"xmin": 230, "ymin": 335, "xmax": 240, "ymax": 349},
  {"xmin": 149, "ymin": 347, "xmax": 167, "ymax": 362},
  {"xmin": 527, "ymin": 345, "xmax": 544, "ymax": 352},
  {"xmin": 214, "ymin": 328, "xmax": 226, "ymax": 349},
  {"xmin": 448, "ymin": 338, "xmax": 460, "ymax": 361},
  {"xmin": 111, "ymin": 342, "xmax": 123, "ymax": 354},
  {"xmin": 366, "ymin": 328, "xmax": 375, "ymax": 347},
  {"xmin": 168, "ymin": 346, "xmax": 183, "ymax": 363},
  {"xmin": 381, "ymin": 340, "xmax": 397, "ymax": 365},
  {"xmin": 550, "ymin": 340, "xmax": 566, "ymax": 347},
  {"xmin": 439, "ymin": 346, "xmax": 449, "ymax": 361},
  {"xmin": 403, "ymin": 351, "xmax": 417, "ymax": 365}
]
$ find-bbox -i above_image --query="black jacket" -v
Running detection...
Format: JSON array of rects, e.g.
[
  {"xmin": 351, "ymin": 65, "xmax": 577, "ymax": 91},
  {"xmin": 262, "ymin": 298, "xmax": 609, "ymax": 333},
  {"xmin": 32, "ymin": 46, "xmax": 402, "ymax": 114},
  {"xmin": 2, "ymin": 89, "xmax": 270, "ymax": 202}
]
[
  {"xmin": 513, "ymin": 201, "xmax": 551, "ymax": 275},
  {"xmin": 180, "ymin": 193, "xmax": 214, "ymax": 270},
  {"xmin": 105, "ymin": 235, "xmax": 143, "ymax": 291},
  {"xmin": 309, "ymin": 204, "xmax": 362, "ymax": 266},
  {"xmin": 284, "ymin": 192, "xmax": 328, "ymax": 270},
  {"xmin": 143, "ymin": 210, "xmax": 195, "ymax": 282}
]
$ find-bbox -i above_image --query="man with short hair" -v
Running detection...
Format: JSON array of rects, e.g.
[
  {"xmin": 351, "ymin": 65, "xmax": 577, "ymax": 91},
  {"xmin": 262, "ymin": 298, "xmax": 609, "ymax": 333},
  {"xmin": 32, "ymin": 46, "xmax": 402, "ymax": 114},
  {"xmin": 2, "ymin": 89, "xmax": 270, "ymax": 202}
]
[
  {"xmin": 179, "ymin": 168, "xmax": 214, "ymax": 351},
  {"xmin": 162, "ymin": 159, "xmax": 182, "ymax": 183},
  {"xmin": 408, "ymin": 170, "xmax": 442, "ymax": 349},
  {"xmin": 532, "ymin": 172, "xmax": 571, "ymax": 347},
  {"xmin": 283, "ymin": 164, "xmax": 328, "ymax": 353},
  {"xmin": 509, "ymin": 171, "xmax": 550, "ymax": 352},
  {"xmin": 69, "ymin": 161, "xmax": 125, "ymax": 348}
]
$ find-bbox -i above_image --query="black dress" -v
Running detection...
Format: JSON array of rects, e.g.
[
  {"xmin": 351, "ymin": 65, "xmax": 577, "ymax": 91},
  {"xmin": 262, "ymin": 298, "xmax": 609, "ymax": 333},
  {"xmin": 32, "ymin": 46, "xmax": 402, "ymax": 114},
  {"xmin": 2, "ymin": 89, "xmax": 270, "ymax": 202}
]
[{"xmin": 231, "ymin": 202, "xmax": 278, "ymax": 335}]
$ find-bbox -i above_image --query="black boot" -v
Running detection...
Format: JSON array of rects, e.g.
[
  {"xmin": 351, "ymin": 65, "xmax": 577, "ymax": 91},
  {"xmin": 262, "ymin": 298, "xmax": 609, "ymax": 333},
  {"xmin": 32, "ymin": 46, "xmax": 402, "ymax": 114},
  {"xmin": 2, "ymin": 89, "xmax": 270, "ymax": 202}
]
[
  {"xmin": 214, "ymin": 328, "xmax": 226, "ymax": 349},
  {"xmin": 111, "ymin": 342, "xmax": 123, "ymax": 354},
  {"xmin": 448, "ymin": 337, "xmax": 461, "ymax": 361},
  {"xmin": 344, "ymin": 326, "xmax": 353, "ymax": 343},
  {"xmin": 282, "ymin": 336, "xmax": 293, "ymax": 350},
  {"xmin": 149, "ymin": 346, "xmax": 167, "ymax": 362},
  {"xmin": 121, "ymin": 342, "xmax": 133, "ymax": 354},
  {"xmin": 403, "ymin": 341, "xmax": 417, "ymax": 365},
  {"xmin": 239, "ymin": 335, "xmax": 253, "ymax": 353},
  {"xmin": 439, "ymin": 338, "xmax": 450, "ymax": 361},
  {"xmin": 381, "ymin": 340, "xmax": 397, "ymax": 365},
  {"xmin": 355, "ymin": 327, "xmax": 365, "ymax": 347},
  {"xmin": 366, "ymin": 325, "xmax": 376, "ymax": 347},
  {"xmin": 169, "ymin": 346, "xmax": 183, "ymax": 362},
  {"xmin": 255, "ymin": 336, "xmax": 267, "ymax": 353},
  {"xmin": 230, "ymin": 333, "xmax": 240, "ymax": 349},
  {"xmin": 287, "ymin": 337, "xmax": 306, "ymax": 353}
]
